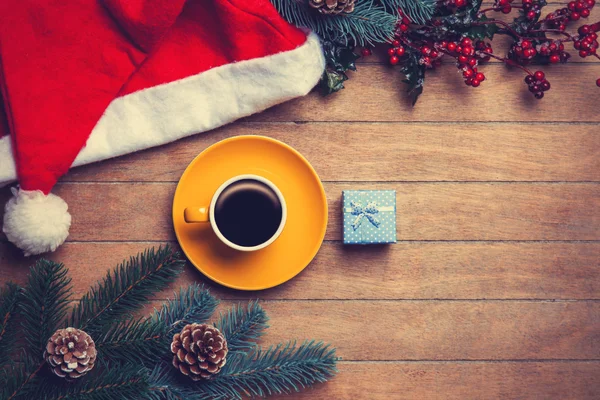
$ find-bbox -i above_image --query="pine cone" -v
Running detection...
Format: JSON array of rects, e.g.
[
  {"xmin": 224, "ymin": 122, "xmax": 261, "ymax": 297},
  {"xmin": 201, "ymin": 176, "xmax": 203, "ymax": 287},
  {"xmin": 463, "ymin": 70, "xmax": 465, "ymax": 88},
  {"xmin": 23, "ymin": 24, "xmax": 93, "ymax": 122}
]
[
  {"xmin": 44, "ymin": 327, "xmax": 97, "ymax": 379},
  {"xmin": 171, "ymin": 323, "xmax": 228, "ymax": 380},
  {"xmin": 309, "ymin": 0, "xmax": 355, "ymax": 14}
]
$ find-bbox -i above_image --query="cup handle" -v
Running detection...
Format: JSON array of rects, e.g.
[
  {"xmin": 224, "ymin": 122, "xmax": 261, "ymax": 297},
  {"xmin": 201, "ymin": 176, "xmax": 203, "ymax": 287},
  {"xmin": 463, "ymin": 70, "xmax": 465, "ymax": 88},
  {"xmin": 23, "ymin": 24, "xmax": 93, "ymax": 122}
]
[{"xmin": 184, "ymin": 207, "xmax": 209, "ymax": 223}]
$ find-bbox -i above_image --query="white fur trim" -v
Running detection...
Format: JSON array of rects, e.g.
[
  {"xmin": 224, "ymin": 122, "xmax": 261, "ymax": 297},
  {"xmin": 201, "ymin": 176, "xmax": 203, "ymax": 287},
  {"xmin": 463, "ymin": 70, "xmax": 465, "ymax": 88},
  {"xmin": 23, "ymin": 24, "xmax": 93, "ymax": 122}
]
[
  {"xmin": 3, "ymin": 188, "xmax": 71, "ymax": 256},
  {"xmin": 0, "ymin": 32, "xmax": 324, "ymax": 188}
]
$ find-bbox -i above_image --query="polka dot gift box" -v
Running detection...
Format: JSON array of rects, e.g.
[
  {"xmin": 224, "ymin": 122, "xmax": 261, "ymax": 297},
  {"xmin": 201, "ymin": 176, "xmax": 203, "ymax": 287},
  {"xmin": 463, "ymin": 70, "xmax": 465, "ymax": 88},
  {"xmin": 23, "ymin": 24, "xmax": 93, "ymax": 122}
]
[{"xmin": 342, "ymin": 190, "xmax": 397, "ymax": 245}]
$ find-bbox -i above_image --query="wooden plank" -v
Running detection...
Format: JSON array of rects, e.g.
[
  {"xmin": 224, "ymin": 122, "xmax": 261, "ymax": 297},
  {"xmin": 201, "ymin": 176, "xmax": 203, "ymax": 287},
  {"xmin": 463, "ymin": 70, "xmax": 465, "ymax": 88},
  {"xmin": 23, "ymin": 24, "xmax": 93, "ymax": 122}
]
[
  {"xmin": 279, "ymin": 361, "xmax": 600, "ymax": 400},
  {"xmin": 2, "ymin": 241, "xmax": 599, "ymax": 300},
  {"xmin": 155, "ymin": 300, "xmax": 598, "ymax": 360},
  {"xmin": 2, "ymin": 182, "xmax": 596, "ymax": 241},
  {"xmin": 246, "ymin": 64, "xmax": 600, "ymax": 122},
  {"xmin": 62, "ymin": 122, "xmax": 600, "ymax": 183}
]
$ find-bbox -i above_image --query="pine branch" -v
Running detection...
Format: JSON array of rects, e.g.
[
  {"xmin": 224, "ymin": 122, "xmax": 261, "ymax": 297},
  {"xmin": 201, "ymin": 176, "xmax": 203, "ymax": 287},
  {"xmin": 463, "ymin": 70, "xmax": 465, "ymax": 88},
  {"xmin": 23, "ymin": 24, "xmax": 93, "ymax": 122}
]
[
  {"xmin": 147, "ymin": 363, "xmax": 218, "ymax": 400},
  {"xmin": 380, "ymin": 0, "xmax": 437, "ymax": 24},
  {"xmin": 0, "ymin": 351, "xmax": 45, "ymax": 400},
  {"xmin": 20, "ymin": 260, "xmax": 71, "ymax": 358},
  {"xmin": 69, "ymin": 246, "xmax": 185, "ymax": 334},
  {"xmin": 197, "ymin": 341, "xmax": 339, "ymax": 399},
  {"xmin": 94, "ymin": 317, "xmax": 169, "ymax": 365},
  {"xmin": 271, "ymin": 0, "xmax": 397, "ymax": 45},
  {"xmin": 153, "ymin": 283, "xmax": 218, "ymax": 333},
  {"xmin": 215, "ymin": 301, "xmax": 269, "ymax": 353},
  {"xmin": 38, "ymin": 364, "xmax": 151, "ymax": 400},
  {"xmin": 0, "ymin": 283, "xmax": 21, "ymax": 366}
]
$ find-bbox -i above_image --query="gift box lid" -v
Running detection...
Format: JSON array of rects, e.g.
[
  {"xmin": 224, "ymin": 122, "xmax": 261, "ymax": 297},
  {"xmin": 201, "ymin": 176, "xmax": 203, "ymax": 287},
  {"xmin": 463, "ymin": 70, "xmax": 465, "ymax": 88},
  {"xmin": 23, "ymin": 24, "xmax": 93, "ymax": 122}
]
[{"xmin": 342, "ymin": 190, "xmax": 396, "ymax": 244}]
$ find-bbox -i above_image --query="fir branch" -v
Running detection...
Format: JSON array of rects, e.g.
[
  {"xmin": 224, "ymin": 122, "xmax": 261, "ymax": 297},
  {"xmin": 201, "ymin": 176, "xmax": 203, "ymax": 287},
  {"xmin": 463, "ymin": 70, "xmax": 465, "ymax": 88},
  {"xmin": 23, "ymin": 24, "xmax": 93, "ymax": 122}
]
[
  {"xmin": 147, "ymin": 363, "xmax": 217, "ymax": 400},
  {"xmin": 271, "ymin": 0, "xmax": 397, "ymax": 45},
  {"xmin": 153, "ymin": 283, "xmax": 218, "ymax": 333},
  {"xmin": 69, "ymin": 246, "xmax": 185, "ymax": 333},
  {"xmin": 20, "ymin": 260, "xmax": 71, "ymax": 358},
  {"xmin": 1, "ymin": 351, "xmax": 45, "ymax": 400},
  {"xmin": 94, "ymin": 317, "xmax": 169, "ymax": 365},
  {"xmin": 0, "ymin": 283, "xmax": 21, "ymax": 366},
  {"xmin": 380, "ymin": 0, "xmax": 437, "ymax": 25},
  {"xmin": 197, "ymin": 341, "xmax": 339, "ymax": 399},
  {"xmin": 215, "ymin": 301, "xmax": 269, "ymax": 353},
  {"xmin": 38, "ymin": 364, "xmax": 151, "ymax": 400}
]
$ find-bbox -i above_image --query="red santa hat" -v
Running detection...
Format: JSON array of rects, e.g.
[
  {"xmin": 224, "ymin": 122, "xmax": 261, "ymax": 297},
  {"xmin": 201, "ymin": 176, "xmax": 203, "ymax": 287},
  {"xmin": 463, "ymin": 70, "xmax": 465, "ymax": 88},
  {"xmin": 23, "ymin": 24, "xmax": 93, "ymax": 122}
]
[{"xmin": 0, "ymin": 0, "xmax": 324, "ymax": 255}]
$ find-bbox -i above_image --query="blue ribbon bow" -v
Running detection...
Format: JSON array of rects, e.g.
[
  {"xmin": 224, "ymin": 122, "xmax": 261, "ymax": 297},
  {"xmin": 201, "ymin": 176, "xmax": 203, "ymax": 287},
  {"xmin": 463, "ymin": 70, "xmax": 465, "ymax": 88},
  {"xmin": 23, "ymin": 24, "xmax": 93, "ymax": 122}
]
[{"xmin": 350, "ymin": 201, "xmax": 381, "ymax": 230}]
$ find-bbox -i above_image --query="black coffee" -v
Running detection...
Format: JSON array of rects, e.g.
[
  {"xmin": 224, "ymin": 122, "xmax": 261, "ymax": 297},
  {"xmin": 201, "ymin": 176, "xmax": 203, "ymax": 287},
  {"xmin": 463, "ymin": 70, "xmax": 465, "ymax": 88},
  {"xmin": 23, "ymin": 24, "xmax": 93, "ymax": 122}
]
[{"xmin": 214, "ymin": 179, "xmax": 283, "ymax": 247}]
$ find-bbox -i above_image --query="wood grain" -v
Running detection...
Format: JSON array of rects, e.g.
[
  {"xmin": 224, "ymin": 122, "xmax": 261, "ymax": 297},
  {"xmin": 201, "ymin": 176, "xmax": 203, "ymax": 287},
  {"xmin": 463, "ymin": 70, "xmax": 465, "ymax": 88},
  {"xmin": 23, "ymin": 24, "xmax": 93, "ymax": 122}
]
[
  {"xmin": 2, "ymin": 182, "xmax": 596, "ymax": 241},
  {"xmin": 164, "ymin": 300, "xmax": 600, "ymax": 360},
  {"xmin": 2, "ymin": 241, "xmax": 598, "ymax": 300},
  {"xmin": 247, "ymin": 64, "xmax": 600, "ymax": 122},
  {"xmin": 62, "ymin": 122, "xmax": 600, "ymax": 183},
  {"xmin": 282, "ymin": 361, "xmax": 600, "ymax": 399}
]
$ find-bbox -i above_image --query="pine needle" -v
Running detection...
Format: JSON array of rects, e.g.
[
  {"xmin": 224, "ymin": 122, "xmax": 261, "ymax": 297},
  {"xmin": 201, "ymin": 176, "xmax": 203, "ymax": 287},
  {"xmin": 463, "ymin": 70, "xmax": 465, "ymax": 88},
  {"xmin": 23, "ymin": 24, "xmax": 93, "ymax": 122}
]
[
  {"xmin": 380, "ymin": 0, "xmax": 437, "ymax": 24},
  {"xmin": 271, "ymin": 0, "xmax": 397, "ymax": 45},
  {"xmin": 69, "ymin": 246, "xmax": 185, "ymax": 334},
  {"xmin": 0, "ymin": 283, "xmax": 22, "ymax": 366},
  {"xmin": 198, "ymin": 341, "xmax": 339, "ymax": 399},
  {"xmin": 215, "ymin": 301, "xmax": 269, "ymax": 353},
  {"xmin": 20, "ymin": 260, "xmax": 71, "ymax": 358},
  {"xmin": 153, "ymin": 283, "xmax": 218, "ymax": 333}
]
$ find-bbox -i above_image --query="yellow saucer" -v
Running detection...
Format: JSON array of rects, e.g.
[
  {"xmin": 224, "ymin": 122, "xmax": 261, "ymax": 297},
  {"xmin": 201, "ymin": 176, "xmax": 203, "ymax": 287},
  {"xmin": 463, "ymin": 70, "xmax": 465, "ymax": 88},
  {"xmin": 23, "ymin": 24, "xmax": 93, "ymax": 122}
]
[{"xmin": 172, "ymin": 135, "xmax": 328, "ymax": 290}]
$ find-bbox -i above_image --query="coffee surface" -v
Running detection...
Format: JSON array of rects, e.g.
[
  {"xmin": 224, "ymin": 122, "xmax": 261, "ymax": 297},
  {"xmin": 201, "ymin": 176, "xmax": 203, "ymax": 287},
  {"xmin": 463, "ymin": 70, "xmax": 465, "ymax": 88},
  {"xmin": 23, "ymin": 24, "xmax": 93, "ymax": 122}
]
[{"xmin": 214, "ymin": 179, "xmax": 283, "ymax": 247}]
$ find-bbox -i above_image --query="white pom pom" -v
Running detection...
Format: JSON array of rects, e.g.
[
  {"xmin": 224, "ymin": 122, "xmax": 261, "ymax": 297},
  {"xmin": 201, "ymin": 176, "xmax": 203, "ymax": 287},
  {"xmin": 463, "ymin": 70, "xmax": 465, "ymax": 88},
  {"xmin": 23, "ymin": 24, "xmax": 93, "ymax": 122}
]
[{"xmin": 2, "ymin": 188, "xmax": 71, "ymax": 256}]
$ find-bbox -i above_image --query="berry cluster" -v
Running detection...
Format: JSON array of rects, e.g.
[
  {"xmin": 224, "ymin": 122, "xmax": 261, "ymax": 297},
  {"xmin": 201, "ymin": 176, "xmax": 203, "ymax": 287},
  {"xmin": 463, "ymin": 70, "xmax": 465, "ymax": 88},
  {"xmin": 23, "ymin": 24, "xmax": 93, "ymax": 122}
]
[
  {"xmin": 419, "ymin": 43, "xmax": 443, "ymax": 68},
  {"xmin": 387, "ymin": 39, "xmax": 406, "ymax": 65},
  {"xmin": 525, "ymin": 70, "xmax": 551, "ymax": 99},
  {"xmin": 538, "ymin": 41, "xmax": 570, "ymax": 63},
  {"xmin": 509, "ymin": 39, "xmax": 538, "ymax": 63},
  {"xmin": 574, "ymin": 25, "xmax": 599, "ymax": 58},
  {"xmin": 522, "ymin": 0, "xmax": 543, "ymax": 21},
  {"xmin": 493, "ymin": 0, "xmax": 516, "ymax": 13},
  {"xmin": 442, "ymin": 38, "xmax": 488, "ymax": 86},
  {"xmin": 545, "ymin": 0, "xmax": 595, "ymax": 30}
]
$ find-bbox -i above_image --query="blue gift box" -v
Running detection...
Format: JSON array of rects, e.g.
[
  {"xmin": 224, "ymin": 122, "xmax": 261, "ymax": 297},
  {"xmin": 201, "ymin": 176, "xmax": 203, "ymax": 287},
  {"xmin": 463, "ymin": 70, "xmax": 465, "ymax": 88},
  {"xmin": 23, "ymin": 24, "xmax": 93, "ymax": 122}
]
[{"xmin": 342, "ymin": 190, "xmax": 397, "ymax": 245}]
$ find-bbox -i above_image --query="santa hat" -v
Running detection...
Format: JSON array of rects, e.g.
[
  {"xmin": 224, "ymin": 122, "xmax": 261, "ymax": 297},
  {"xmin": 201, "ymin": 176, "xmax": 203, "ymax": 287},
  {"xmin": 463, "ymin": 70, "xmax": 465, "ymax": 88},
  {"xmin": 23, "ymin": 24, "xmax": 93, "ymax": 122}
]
[{"xmin": 0, "ymin": 0, "xmax": 324, "ymax": 255}]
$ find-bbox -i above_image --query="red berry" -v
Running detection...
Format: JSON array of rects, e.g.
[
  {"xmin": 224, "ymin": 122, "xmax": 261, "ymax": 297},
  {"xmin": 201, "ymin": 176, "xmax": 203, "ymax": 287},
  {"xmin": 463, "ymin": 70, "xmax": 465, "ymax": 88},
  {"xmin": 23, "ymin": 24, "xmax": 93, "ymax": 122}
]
[
  {"xmin": 475, "ymin": 72, "xmax": 485, "ymax": 81},
  {"xmin": 527, "ymin": 10, "xmax": 536, "ymax": 19},
  {"xmin": 389, "ymin": 55, "xmax": 399, "ymax": 65},
  {"xmin": 559, "ymin": 24, "xmax": 567, "ymax": 31},
  {"xmin": 568, "ymin": 1, "xmax": 576, "ymax": 9},
  {"xmin": 458, "ymin": 55, "xmax": 468, "ymax": 63},
  {"xmin": 400, "ymin": 24, "xmax": 409, "ymax": 32},
  {"xmin": 396, "ymin": 47, "xmax": 406, "ymax": 56},
  {"xmin": 388, "ymin": 48, "xmax": 396, "ymax": 56},
  {"xmin": 575, "ymin": 0, "xmax": 584, "ymax": 10},
  {"xmin": 361, "ymin": 48, "xmax": 372, "ymax": 57},
  {"xmin": 534, "ymin": 70, "xmax": 545, "ymax": 80},
  {"xmin": 502, "ymin": 5, "xmax": 512, "ymax": 13},
  {"xmin": 522, "ymin": 40, "xmax": 532, "ymax": 48},
  {"xmin": 471, "ymin": 79, "xmax": 481, "ymax": 87},
  {"xmin": 468, "ymin": 58, "xmax": 477, "ymax": 66},
  {"xmin": 550, "ymin": 54, "xmax": 560, "ymax": 63},
  {"xmin": 421, "ymin": 46, "xmax": 431, "ymax": 55},
  {"xmin": 463, "ymin": 69, "xmax": 474, "ymax": 78},
  {"xmin": 485, "ymin": 47, "xmax": 493, "ymax": 54},
  {"xmin": 461, "ymin": 37, "xmax": 473, "ymax": 47},
  {"xmin": 579, "ymin": 49, "xmax": 589, "ymax": 57},
  {"xmin": 430, "ymin": 50, "xmax": 439, "ymax": 58},
  {"xmin": 534, "ymin": 91, "xmax": 544, "ymax": 99},
  {"xmin": 447, "ymin": 42, "xmax": 457, "ymax": 52},
  {"xmin": 392, "ymin": 40, "xmax": 401, "ymax": 47},
  {"xmin": 455, "ymin": 0, "xmax": 466, "ymax": 7},
  {"xmin": 441, "ymin": 41, "xmax": 448, "ymax": 48},
  {"xmin": 549, "ymin": 43, "xmax": 558, "ymax": 51},
  {"xmin": 581, "ymin": 9, "xmax": 590, "ymax": 17},
  {"xmin": 574, "ymin": 40, "xmax": 581, "ymax": 49},
  {"xmin": 596, "ymin": 78, "xmax": 600, "ymax": 87},
  {"xmin": 525, "ymin": 75, "xmax": 535, "ymax": 84},
  {"xmin": 571, "ymin": 12, "xmax": 581, "ymax": 20},
  {"xmin": 541, "ymin": 80, "xmax": 551, "ymax": 91}
]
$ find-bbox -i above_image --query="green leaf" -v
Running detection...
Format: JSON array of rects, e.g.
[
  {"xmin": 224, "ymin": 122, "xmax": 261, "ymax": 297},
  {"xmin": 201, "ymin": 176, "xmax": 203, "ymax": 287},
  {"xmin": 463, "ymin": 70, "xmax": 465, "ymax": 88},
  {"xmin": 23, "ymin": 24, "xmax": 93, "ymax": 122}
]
[
  {"xmin": 69, "ymin": 246, "xmax": 185, "ymax": 334},
  {"xmin": 466, "ymin": 15, "xmax": 499, "ymax": 40},
  {"xmin": 20, "ymin": 260, "xmax": 71, "ymax": 358},
  {"xmin": 319, "ymin": 40, "xmax": 359, "ymax": 95},
  {"xmin": 215, "ymin": 301, "xmax": 269, "ymax": 353},
  {"xmin": 0, "ymin": 283, "xmax": 21, "ymax": 366},
  {"xmin": 400, "ymin": 47, "xmax": 426, "ymax": 106}
]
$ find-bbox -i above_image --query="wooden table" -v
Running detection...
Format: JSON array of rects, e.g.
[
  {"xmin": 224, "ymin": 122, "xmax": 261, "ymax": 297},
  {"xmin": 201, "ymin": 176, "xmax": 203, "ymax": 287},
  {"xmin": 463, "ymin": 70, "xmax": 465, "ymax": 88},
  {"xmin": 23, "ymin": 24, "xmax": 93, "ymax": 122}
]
[{"xmin": 1, "ymin": 21, "xmax": 600, "ymax": 399}]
